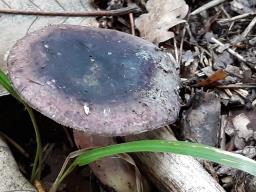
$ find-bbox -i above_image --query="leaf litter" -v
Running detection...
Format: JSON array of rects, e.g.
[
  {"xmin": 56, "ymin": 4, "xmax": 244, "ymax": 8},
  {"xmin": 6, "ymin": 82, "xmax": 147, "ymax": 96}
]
[{"xmin": 1, "ymin": 0, "xmax": 256, "ymax": 191}]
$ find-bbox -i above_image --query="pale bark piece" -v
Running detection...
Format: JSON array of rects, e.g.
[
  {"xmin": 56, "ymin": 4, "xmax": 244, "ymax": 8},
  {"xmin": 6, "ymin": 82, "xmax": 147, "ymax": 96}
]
[
  {"xmin": 125, "ymin": 128, "xmax": 226, "ymax": 192},
  {"xmin": 0, "ymin": 137, "xmax": 36, "ymax": 191},
  {"xmin": 135, "ymin": 0, "xmax": 188, "ymax": 44},
  {"xmin": 74, "ymin": 130, "xmax": 150, "ymax": 192},
  {"xmin": 0, "ymin": 0, "xmax": 98, "ymax": 95}
]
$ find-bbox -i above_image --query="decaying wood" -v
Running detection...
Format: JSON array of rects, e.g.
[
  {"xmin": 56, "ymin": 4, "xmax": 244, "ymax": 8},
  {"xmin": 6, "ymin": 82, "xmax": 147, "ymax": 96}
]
[{"xmin": 125, "ymin": 127, "xmax": 226, "ymax": 192}]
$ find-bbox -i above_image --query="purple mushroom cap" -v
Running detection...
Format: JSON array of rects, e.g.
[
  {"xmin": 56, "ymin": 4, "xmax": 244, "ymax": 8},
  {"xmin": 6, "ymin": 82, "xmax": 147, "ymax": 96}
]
[{"xmin": 7, "ymin": 25, "xmax": 180, "ymax": 136}]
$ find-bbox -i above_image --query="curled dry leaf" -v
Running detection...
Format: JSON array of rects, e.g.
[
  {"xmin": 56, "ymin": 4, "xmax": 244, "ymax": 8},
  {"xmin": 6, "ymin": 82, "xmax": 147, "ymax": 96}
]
[
  {"xmin": 135, "ymin": 0, "xmax": 189, "ymax": 44},
  {"xmin": 196, "ymin": 69, "xmax": 227, "ymax": 87}
]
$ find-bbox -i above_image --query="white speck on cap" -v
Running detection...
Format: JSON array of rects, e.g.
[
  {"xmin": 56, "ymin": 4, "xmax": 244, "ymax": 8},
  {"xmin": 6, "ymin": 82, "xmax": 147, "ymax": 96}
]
[{"xmin": 83, "ymin": 104, "xmax": 90, "ymax": 115}]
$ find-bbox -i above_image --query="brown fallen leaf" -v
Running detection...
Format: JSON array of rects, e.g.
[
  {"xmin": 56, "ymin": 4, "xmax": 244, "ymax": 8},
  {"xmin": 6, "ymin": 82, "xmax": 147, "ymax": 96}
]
[
  {"xmin": 197, "ymin": 69, "xmax": 227, "ymax": 87},
  {"xmin": 135, "ymin": 0, "xmax": 188, "ymax": 44}
]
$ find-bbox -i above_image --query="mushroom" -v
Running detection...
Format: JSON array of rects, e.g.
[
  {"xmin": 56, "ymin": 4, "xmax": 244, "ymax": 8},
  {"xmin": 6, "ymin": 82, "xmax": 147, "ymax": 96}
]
[
  {"xmin": 7, "ymin": 25, "xmax": 180, "ymax": 190},
  {"xmin": 7, "ymin": 25, "xmax": 180, "ymax": 136}
]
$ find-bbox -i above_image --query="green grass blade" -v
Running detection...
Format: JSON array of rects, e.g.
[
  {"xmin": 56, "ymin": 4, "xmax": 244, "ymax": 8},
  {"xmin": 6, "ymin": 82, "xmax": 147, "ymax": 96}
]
[
  {"xmin": 74, "ymin": 140, "xmax": 256, "ymax": 176},
  {"xmin": 0, "ymin": 69, "xmax": 42, "ymax": 181},
  {"xmin": 0, "ymin": 70, "xmax": 20, "ymax": 100}
]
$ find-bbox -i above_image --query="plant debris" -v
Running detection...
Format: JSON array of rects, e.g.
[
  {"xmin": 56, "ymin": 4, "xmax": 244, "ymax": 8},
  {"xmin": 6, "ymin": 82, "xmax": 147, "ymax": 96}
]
[
  {"xmin": 1, "ymin": 0, "xmax": 256, "ymax": 191},
  {"xmin": 135, "ymin": 0, "xmax": 188, "ymax": 44},
  {"xmin": 177, "ymin": 0, "xmax": 256, "ymax": 190}
]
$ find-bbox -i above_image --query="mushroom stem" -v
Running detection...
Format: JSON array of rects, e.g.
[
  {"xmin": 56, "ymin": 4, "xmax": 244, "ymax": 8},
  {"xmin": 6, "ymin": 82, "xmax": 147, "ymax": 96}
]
[{"xmin": 73, "ymin": 130, "xmax": 151, "ymax": 192}]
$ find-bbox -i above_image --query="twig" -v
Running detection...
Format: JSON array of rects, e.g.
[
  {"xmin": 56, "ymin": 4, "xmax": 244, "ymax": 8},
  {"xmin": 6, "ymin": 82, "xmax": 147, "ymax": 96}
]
[
  {"xmin": 220, "ymin": 5, "xmax": 235, "ymax": 31},
  {"xmin": 241, "ymin": 16, "xmax": 256, "ymax": 38},
  {"xmin": 129, "ymin": 13, "xmax": 135, "ymax": 35},
  {"xmin": 173, "ymin": 38, "xmax": 179, "ymax": 63},
  {"xmin": 224, "ymin": 89, "xmax": 232, "ymax": 97},
  {"xmin": 217, "ymin": 84, "xmax": 256, "ymax": 89},
  {"xmin": 0, "ymin": 6, "xmax": 140, "ymax": 17},
  {"xmin": 220, "ymin": 115, "xmax": 227, "ymax": 150},
  {"xmin": 218, "ymin": 12, "xmax": 256, "ymax": 23},
  {"xmin": 210, "ymin": 37, "xmax": 247, "ymax": 63},
  {"xmin": 234, "ymin": 89, "xmax": 249, "ymax": 98},
  {"xmin": 220, "ymin": 5, "xmax": 230, "ymax": 19},
  {"xmin": 127, "ymin": 1, "xmax": 136, "ymax": 35},
  {"xmin": 190, "ymin": 0, "xmax": 227, "ymax": 15},
  {"xmin": 0, "ymin": 131, "xmax": 29, "ymax": 158},
  {"xmin": 185, "ymin": 24, "xmax": 197, "ymax": 44},
  {"xmin": 178, "ymin": 23, "xmax": 187, "ymax": 65}
]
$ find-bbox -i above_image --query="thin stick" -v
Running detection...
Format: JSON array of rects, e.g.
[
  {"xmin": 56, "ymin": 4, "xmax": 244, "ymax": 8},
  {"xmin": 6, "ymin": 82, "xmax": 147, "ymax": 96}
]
[
  {"xmin": 220, "ymin": 5, "xmax": 235, "ymax": 31},
  {"xmin": 129, "ymin": 13, "xmax": 135, "ymax": 35},
  {"xmin": 0, "ymin": 131, "xmax": 29, "ymax": 158},
  {"xmin": 218, "ymin": 12, "xmax": 256, "ymax": 23},
  {"xmin": 217, "ymin": 84, "xmax": 256, "ymax": 89},
  {"xmin": 242, "ymin": 16, "xmax": 256, "ymax": 38},
  {"xmin": 210, "ymin": 37, "xmax": 247, "ymax": 63},
  {"xmin": 127, "ymin": 1, "xmax": 136, "ymax": 36},
  {"xmin": 178, "ymin": 24, "xmax": 187, "ymax": 65},
  {"xmin": 173, "ymin": 38, "xmax": 179, "ymax": 63},
  {"xmin": 220, "ymin": 115, "xmax": 227, "ymax": 150},
  {"xmin": 191, "ymin": 0, "xmax": 226, "ymax": 15},
  {"xmin": 0, "ymin": 6, "xmax": 139, "ymax": 17}
]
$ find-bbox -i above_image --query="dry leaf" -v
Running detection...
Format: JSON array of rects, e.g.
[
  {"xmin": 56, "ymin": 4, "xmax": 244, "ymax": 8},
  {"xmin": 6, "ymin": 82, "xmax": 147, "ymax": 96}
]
[
  {"xmin": 135, "ymin": 0, "xmax": 188, "ymax": 44},
  {"xmin": 0, "ymin": 0, "xmax": 98, "ymax": 95},
  {"xmin": 232, "ymin": 113, "xmax": 253, "ymax": 141},
  {"xmin": 197, "ymin": 69, "xmax": 227, "ymax": 87}
]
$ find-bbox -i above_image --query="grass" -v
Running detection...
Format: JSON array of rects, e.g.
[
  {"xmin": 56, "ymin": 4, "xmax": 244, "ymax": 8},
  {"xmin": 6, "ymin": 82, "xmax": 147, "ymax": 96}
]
[
  {"xmin": 49, "ymin": 139, "xmax": 256, "ymax": 191},
  {"xmin": 0, "ymin": 70, "xmax": 42, "ymax": 182}
]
